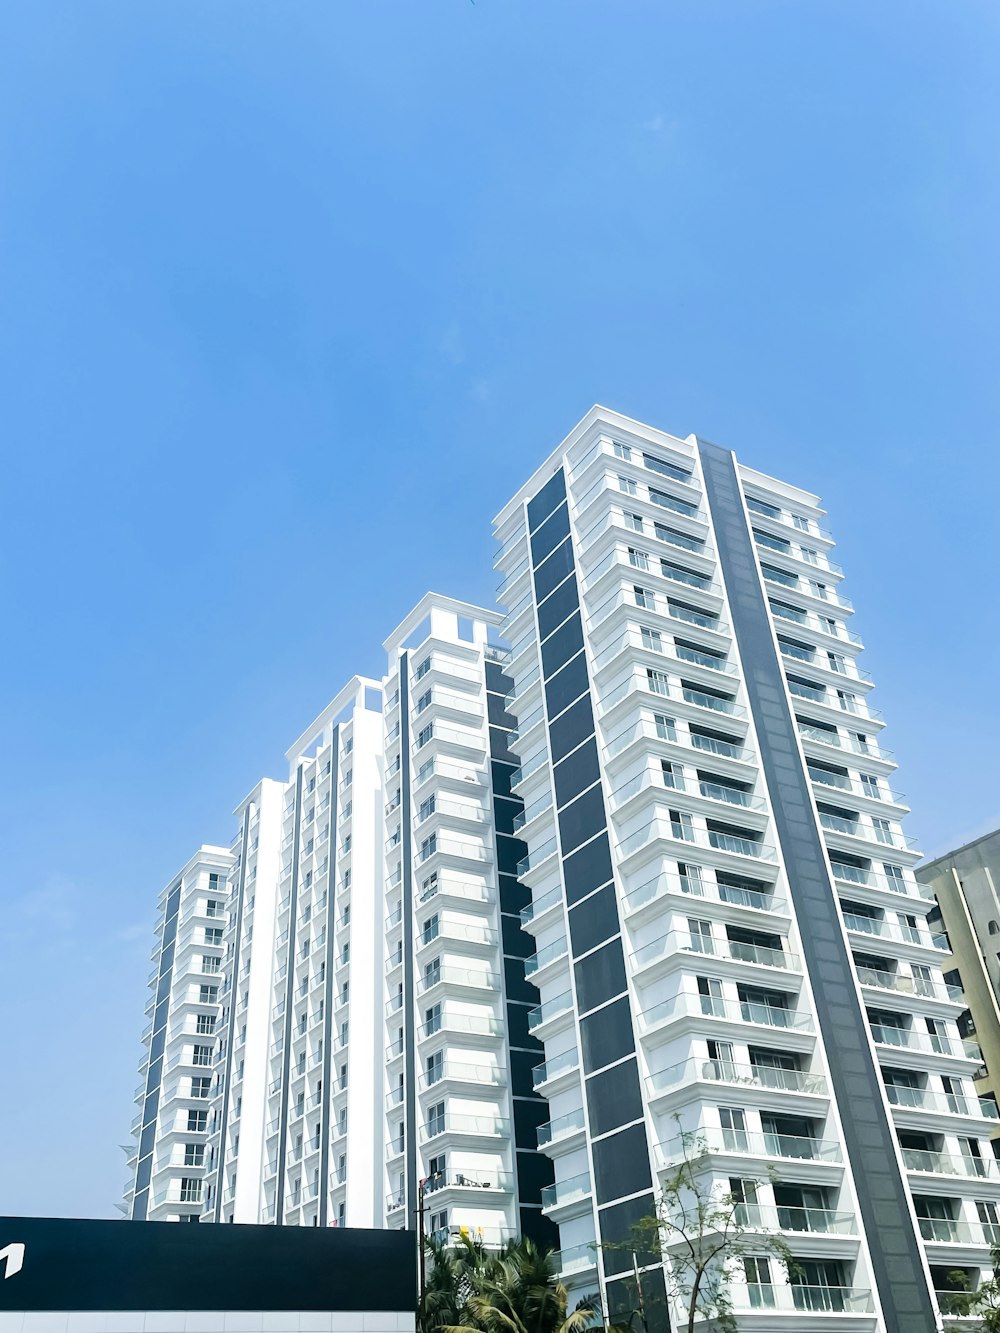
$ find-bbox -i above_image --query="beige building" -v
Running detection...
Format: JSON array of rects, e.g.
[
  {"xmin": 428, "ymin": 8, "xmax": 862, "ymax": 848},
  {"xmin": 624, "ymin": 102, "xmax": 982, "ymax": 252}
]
[{"xmin": 918, "ymin": 829, "xmax": 1000, "ymax": 1132}]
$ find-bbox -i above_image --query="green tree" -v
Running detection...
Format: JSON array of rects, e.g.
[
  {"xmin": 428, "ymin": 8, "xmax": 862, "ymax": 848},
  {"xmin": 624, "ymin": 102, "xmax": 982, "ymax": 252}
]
[
  {"xmin": 420, "ymin": 1233, "xmax": 599, "ymax": 1333},
  {"xmin": 939, "ymin": 1249, "xmax": 1000, "ymax": 1331},
  {"xmin": 603, "ymin": 1127, "xmax": 791, "ymax": 1333}
]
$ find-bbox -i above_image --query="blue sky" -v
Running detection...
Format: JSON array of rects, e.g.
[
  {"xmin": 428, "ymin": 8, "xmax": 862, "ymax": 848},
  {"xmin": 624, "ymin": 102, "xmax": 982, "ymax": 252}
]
[{"xmin": 1, "ymin": 1, "xmax": 998, "ymax": 1218}]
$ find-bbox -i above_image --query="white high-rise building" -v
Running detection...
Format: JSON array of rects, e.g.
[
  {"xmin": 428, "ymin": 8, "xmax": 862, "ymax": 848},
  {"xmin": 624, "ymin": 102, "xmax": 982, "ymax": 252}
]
[
  {"xmin": 124, "ymin": 846, "xmax": 234, "ymax": 1222},
  {"xmin": 127, "ymin": 596, "xmax": 553, "ymax": 1251},
  {"xmin": 492, "ymin": 406, "xmax": 998, "ymax": 1333},
  {"xmin": 125, "ymin": 406, "xmax": 999, "ymax": 1332}
]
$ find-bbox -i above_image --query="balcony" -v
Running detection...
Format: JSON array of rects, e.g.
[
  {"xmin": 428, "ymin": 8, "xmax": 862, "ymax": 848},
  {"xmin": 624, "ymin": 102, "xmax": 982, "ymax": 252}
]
[
  {"xmin": 525, "ymin": 937, "xmax": 569, "ymax": 979},
  {"xmin": 631, "ymin": 929, "xmax": 798, "ymax": 978},
  {"xmin": 737, "ymin": 1285, "xmax": 873, "ymax": 1314},
  {"xmin": 416, "ymin": 965, "xmax": 499, "ymax": 997},
  {"xmin": 553, "ymin": 1242, "xmax": 598, "ymax": 1276},
  {"xmin": 855, "ymin": 965, "xmax": 963, "ymax": 1005},
  {"xmin": 621, "ymin": 865, "xmax": 784, "ymax": 920},
  {"xmin": 884, "ymin": 1084, "xmax": 999, "ymax": 1121},
  {"xmin": 540, "ymin": 1171, "xmax": 592, "ymax": 1212},
  {"xmin": 420, "ymin": 1059, "xmax": 507, "ymax": 1091},
  {"xmin": 716, "ymin": 1130, "xmax": 842, "ymax": 1163},
  {"xmin": 527, "ymin": 991, "xmax": 574, "ymax": 1035},
  {"xmin": 537, "ymin": 1107, "xmax": 586, "ymax": 1149},
  {"xmin": 736, "ymin": 1204, "xmax": 857, "ymax": 1236},
  {"xmin": 902, "ymin": 1148, "xmax": 1000, "ymax": 1180},
  {"xmin": 647, "ymin": 1057, "xmax": 826, "ymax": 1100},
  {"xmin": 419, "ymin": 1113, "xmax": 510, "ymax": 1143},
  {"xmin": 638, "ymin": 990, "xmax": 813, "ymax": 1036},
  {"xmin": 533, "ymin": 1047, "xmax": 580, "ymax": 1090},
  {"xmin": 423, "ymin": 1169, "xmax": 513, "ymax": 1196}
]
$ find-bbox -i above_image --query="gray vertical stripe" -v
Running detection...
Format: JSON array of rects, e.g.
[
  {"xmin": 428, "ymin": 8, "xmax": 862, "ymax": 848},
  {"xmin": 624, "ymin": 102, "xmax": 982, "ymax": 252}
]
[
  {"xmin": 275, "ymin": 766, "xmax": 305, "ymax": 1223},
  {"xmin": 319, "ymin": 729, "xmax": 341, "ymax": 1227},
  {"xmin": 697, "ymin": 438, "xmax": 936, "ymax": 1333},
  {"xmin": 212, "ymin": 804, "xmax": 251, "ymax": 1219}
]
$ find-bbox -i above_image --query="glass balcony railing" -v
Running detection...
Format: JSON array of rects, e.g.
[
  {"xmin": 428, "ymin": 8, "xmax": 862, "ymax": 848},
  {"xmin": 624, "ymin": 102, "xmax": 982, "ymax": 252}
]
[
  {"xmin": 533, "ymin": 1047, "xmax": 580, "ymax": 1089},
  {"xmin": 527, "ymin": 991, "xmax": 573, "ymax": 1032},
  {"xmin": 902, "ymin": 1148, "xmax": 1000, "ymax": 1180},
  {"xmin": 647, "ymin": 1058, "xmax": 826, "ymax": 1098},
  {"xmin": 540, "ymin": 1172, "xmax": 592, "ymax": 1210},
  {"xmin": 536, "ymin": 1107, "xmax": 586, "ymax": 1148}
]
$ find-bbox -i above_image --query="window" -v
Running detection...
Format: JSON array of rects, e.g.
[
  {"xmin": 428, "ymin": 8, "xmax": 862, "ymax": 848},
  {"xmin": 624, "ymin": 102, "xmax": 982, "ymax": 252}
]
[
  {"xmin": 688, "ymin": 919, "xmax": 714, "ymax": 954},
  {"xmin": 205, "ymin": 899, "xmax": 225, "ymax": 919},
  {"xmin": 192, "ymin": 1045, "xmax": 213, "ymax": 1067},
  {"xmin": 613, "ymin": 441, "xmax": 632, "ymax": 460},
  {"xmin": 420, "ymin": 835, "xmax": 437, "ymax": 862},
  {"xmin": 424, "ymin": 959, "xmax": 441, "ymax": 988},
  {"xmin": 628, "ymin": 546, "xmax": 650, "ymax": 571},
  {"xmin": 187, "ymin": 1110, "xmax": 208, "ymax": 1132},
  {"xmin": 421, "ymin": 871, "xmax": 439, "ymax": 898},
  {"xmin": 707, "ymin": 1039, "xmax": 736, "ymax": 1079},
  {"xmin": 202, "ymin": 955, "xmax": 221, "ymax": 974},
  {"xmin": 744, "ymin": 1257, "xmax": 774, "ymax": 1307},
  {"xmin": 646, "ymin": 668, "xmax": 670, "ymax": 696},
  {"xmin": 419, "ymin": 796, "xmax": 436, "ymax": 821},
  {"xmin": 428, "ymin": 1154, "xmax": 446, "ymax": 1190},
  {"xmin": 416, "ymin": 690, "xmax": 432, "ymax": 713},
  {"xmin": 415, "ymin": 657, "xmax": 431, "ymax": 680},
  {"xmin": 801, "ymin": 546, "xmax": 819, "ymax": 564},
  {"xmin": 883, "ymin": 863, "xmax": 905, "ymax": 892},
  {"xmin": 641, "ymin": 626, "xmax": 662, "ymax": 652},
  {"xmin": 430, "ymin": 1210, "xmax": 448, "ymax": 1236},
  {"xmin": 654, "ymin": 713, "xmax": 676, "ymax": 740},
  {"xmin": 670, "ymin": 809, "xmax": 694, "ymax": 841},
  {"xmin": 643, "ymin": 452, "xmax": 690, "ymax": 483},
  {"xmin": 425, "ymin": 1004, "xmax": 442, "ymax": 1035},
  {"xmin": 745, "ymin": 495, "xmax": 780, "ymax": 519},
  {"xmin": 860, "ymin": 773, "xmax": 881, "ymax": 799},
  {"xmin": 679, "ymin": 862, "xmax": 704, "ymax": 896},
  {"xmin": 426, "ymin": 1051, "xmax": 444, "ymax": 1084},
  {"xmin": 184, "ymin": 1143, "xmax": 205, "ymax": 1167},
  {"xmin": 422, "ymin": 915, "xmax": 440, "ymax": 945},
  {"xmin": 191, "ymin": 1077, "xmax": 212, "ymax": 1099},
  {"xmin": 417, "ymin": 725, "xmax": 433, "ymax": 748},
  {"xmin": 837, "ymin": 689, "xmax": 858, "ymax": 713},
  {"xmin": 911, "ymin": 963, "xmax": 934, "ymax": 998},
  {"xmin": 634, "ymin": 585, "xmax": 655, "ymax": 610},
  {"xmin": 792, "ymin": 513, "xmax": 810, "ymax": 531},
  {"xmin": 625, "ymin": 512, "xmax": 644, "ymax": 532},
  {"xmin": 340, "ymin": 942, "xmax": 350, "ymax": 965},
  {"xmin": 661, "ymin": 759, "xmax": 681, "ymax": 789},
  {"xmin": 827, "ymin": 651, "xmax": 847, "ymax": 674},
  {"xmin": 872, "ymin": 817, "xmax": 893, "ymax": 845},
  {"xmin": 618, "ymin": 474, "xmax": 638, "ymax": 496},
  {"xmin": 179, "ymin": 1178, "xmax": 202, "ymax": 1204},
  {"xmin": 427, "ymin": 1102, "xmax": 446, "ymax": 1135},
  {"xmin": 719, "ymin": 1106, "xmax": 749, "ymax": 1151},
  {"xmin": 697, "ymin": 976, "xmax": 724, "ymax": 1016},
  {"xmin": 196, "ymin": 1014, "xmax": 216, "ymax": 1035}
]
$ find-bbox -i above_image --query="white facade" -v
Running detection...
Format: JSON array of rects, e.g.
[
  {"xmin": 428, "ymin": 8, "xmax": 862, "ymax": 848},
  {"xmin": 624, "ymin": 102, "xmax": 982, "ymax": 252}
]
[
  {"xmin": 124, "ymin": 405, "xmax": 997, "ymax": 1331},
  {"xmin": 124, "ymin": 846, "xmax": 234, "ymax": 1222},
  {"xmin": 126, "ymin": 599, "xmax": 548, "ymax": 1251},
  {"xmin": 493, "ymin": 406, "xmax": 998, "ymax": 1331}
]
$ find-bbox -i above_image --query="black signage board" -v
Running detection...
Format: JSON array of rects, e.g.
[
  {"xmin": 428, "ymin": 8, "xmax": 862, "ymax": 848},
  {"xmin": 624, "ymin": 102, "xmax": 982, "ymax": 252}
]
[{"xmin": 0, "ymin": 1217, "xmax": 415, "ymax": 1313}]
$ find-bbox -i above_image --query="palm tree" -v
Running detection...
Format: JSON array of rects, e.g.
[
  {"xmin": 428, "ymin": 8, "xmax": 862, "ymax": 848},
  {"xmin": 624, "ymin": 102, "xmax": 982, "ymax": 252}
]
[{"xmin": 427, "ymin": 1235, "xmax": 599, "ymax": 1333}]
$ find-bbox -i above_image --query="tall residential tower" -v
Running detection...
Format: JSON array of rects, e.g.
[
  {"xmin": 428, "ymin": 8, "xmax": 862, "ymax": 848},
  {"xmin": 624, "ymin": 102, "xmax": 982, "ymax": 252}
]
[
  {"xmin": 493, "ymin": 406, "xmax": 998, "ymax": 1332},
  {"xmin": 125, "ymin": 407, "xmax": 999, "ymax": 1333}
]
